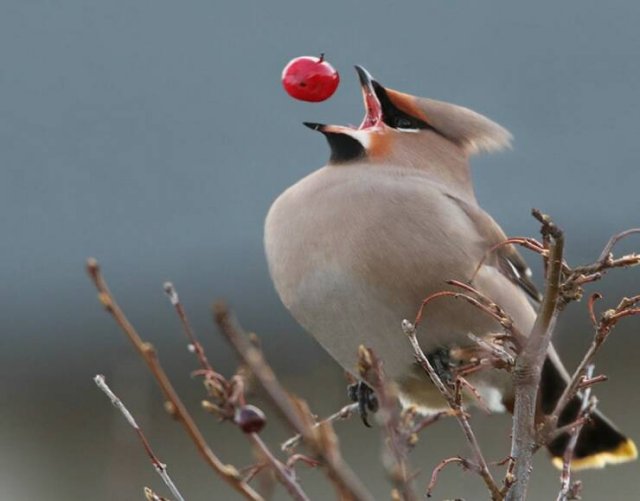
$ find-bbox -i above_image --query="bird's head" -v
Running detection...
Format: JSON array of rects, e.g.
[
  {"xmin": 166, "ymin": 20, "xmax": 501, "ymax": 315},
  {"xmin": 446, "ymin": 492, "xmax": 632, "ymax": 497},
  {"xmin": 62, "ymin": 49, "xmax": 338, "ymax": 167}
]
[{"xmin": 305, "ymin": 65, "xmax": 512, "ymax": 168}]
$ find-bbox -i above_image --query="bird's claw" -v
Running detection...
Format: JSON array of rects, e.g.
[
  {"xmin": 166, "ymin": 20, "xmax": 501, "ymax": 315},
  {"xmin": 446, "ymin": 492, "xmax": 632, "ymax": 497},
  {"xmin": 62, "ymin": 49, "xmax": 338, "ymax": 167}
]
[
  {"xmin": 347, "ymin": 381, "xmax": 378, "ymax": 427},
  {"xmin": 427, "ymin": 347, "xmax": 454, "ymax": 386}
]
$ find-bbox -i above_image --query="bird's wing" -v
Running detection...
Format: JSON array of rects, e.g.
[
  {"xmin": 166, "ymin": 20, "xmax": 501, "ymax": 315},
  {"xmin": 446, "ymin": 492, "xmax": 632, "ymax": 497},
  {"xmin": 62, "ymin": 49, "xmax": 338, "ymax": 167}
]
[{"xmin": 445, "ymin": 193, "xmax": 542, "ymax": 303}]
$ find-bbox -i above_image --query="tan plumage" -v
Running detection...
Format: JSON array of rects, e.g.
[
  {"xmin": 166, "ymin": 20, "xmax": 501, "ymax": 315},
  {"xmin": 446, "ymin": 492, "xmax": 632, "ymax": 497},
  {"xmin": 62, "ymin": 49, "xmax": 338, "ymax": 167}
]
[{"xmin": 265, "ymin": 66, "xmax": 636, "ymax": 468}]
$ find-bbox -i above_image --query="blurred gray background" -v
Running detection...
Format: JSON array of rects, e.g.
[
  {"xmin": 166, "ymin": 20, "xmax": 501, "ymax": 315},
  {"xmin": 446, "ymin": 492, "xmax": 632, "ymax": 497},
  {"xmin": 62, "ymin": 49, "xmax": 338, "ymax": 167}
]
[{"xmin": 1, "ymin": 1, "xmax": 639, "ymax": 499}]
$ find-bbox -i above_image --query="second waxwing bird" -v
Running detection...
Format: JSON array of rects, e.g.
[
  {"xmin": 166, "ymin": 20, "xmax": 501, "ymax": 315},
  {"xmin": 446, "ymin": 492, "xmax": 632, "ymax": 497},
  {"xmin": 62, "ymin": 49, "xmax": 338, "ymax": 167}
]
[{"xmin": 264, "ymin": 66, "xmax": 637, "ymax": 469}]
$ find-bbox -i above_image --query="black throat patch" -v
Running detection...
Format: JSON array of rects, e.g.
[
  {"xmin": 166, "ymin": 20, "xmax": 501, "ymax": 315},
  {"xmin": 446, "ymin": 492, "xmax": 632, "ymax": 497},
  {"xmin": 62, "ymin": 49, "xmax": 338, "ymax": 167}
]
[{"xmin": 323, "ymin": 132, "xmax": 366, "ymax": 164}]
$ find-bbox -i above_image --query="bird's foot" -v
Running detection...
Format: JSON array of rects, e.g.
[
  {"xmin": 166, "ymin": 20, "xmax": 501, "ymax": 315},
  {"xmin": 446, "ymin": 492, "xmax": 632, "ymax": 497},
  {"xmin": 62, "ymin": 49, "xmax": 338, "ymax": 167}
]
[
  {"xmin": 426, "ymin": 347, "xmax": 454, "ymax": 387},
  {"xmin": 347, "ymin": 381, "xmax": 378, "ymax": 427}
]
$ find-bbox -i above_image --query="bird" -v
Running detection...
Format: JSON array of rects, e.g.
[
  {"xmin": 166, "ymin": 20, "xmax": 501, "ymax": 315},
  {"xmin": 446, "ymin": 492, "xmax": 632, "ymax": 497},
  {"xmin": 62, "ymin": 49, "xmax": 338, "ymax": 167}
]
[{"xmin": 264, "ymin": 65, "xmax": 637, "ymax": 469}]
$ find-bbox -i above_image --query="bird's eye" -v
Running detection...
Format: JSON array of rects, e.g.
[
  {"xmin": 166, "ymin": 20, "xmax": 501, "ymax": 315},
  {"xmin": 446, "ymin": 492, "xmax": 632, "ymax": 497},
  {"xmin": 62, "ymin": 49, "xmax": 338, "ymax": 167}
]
[{"xmin": 394, "ymin": 117, "xmax": 413, "ymax": 129}]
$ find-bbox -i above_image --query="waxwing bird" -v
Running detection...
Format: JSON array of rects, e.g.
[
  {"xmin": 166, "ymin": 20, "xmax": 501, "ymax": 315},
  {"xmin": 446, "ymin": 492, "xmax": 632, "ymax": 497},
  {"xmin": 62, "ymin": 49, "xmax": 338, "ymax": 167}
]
[{"xmin": 264, "ymin": 66, "xmax": 637, "ymax": 469}]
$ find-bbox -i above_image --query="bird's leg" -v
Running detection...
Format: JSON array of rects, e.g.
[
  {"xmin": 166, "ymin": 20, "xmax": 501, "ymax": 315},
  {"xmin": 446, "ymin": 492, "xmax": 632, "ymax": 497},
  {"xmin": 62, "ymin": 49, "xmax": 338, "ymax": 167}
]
[
  {"xmin": 426, "ymin": 347, "xmax": 455, "ymax": 387},
  {"xmin": 347, "ymin": 381, "xmax": 379, "ymax": 427}
]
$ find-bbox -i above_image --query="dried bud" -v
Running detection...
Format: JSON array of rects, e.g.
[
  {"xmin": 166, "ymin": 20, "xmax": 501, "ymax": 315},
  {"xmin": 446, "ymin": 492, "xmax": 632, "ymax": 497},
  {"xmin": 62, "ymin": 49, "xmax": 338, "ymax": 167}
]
[
  {"xmin": 203, "ymin": 374, "xmax": 225, "ymax": 399},
  {"xmin": 163, "ymin": 401, "xmax": 178, "ymax": 419},
  {"xmin": 401, "ymin": 319, "xmax": 415, "ymax": 335},
  {"xmin": 234, "ymin": 405, "xmax": 266, "ymax": 434}
]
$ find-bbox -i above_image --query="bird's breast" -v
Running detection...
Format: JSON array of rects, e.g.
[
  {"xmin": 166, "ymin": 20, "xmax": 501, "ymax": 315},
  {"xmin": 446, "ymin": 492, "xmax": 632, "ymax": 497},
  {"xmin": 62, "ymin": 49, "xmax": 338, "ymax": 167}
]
[{"xmin": 265, "ymin": 166, "xmax": 498, "ymax": 376}]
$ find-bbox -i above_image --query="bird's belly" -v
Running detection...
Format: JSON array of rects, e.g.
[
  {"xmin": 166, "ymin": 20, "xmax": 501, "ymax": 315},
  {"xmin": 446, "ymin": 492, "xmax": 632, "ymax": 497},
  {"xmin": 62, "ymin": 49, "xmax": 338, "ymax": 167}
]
[{"xmin": 288, "ymin": 262, "xmax": 419, "ymax": 380}]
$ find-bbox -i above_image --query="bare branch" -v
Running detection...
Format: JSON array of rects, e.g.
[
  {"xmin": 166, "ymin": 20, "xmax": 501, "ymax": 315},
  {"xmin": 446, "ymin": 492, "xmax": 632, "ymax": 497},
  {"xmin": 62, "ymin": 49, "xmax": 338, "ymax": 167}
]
[
  {"xmin": 507, "ymin": 209, "xmax": 565, "ymax": 501},
  {"xmin": 598, "ymin": 228, "xmax": 640, "ymax": 262},
  {"xmin": 94, "ymin": 375, "xmax": 185, "ymax": 501},
  {"xmin": 163, "ymin": 281, "xmax": 213, "ymax": 373},
  {"xmin": 358, "ymin": 345, "xmax": 418, "ymax": 501},
  {"xmin": 163, "ymin": 285, "xmax": 311, "ymax": 501},
  {"xmin": 247, "ymin": 433, "xmax": 311, "ymax": 501},
  {"xmin": 410, "ymin": 409, "xmax": 455, "ymax": 436},
  {"xmin": 402, "ymin": 320, "xmax": 503, "ymax": 500},
  {"xmin": 86, "ymin": 259, "xmax": 263, "ymax": 501},
  {"xmin": 144, "ymin": 487, "xmax": 171, "ymax": 501},
  {"xmin": 544, "ymin": 294, "xmax": 640, "ymax": 436},
  {"xmin": 426, "ymin": 456, "xmax": 473, "ymax": 498},
  {"xmin": 286, "ymin": 454, "xmax": 322, "ymax": 470},
  {"xmin": 213, "ymin": 302, "xmax": 374, "ymax": 501},
  {"xmin": 281, "ymin": 403, "xmax": 359, "ymax": 452},
  {"xmin": 467, "ymin": 332, "xmax": 515, "ymax": 367},
  {"xmin": 470, "ymin": 237, "xmax": 547, "ymax": 283},
  {"xmin": 557, "ymin": 366, "xmax": 596, "ymax": 501}
]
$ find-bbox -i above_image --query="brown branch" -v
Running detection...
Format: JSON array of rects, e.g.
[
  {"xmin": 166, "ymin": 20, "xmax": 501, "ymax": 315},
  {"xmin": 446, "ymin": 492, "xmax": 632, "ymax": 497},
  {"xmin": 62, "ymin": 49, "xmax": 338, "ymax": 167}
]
[
  {"xmin": 562, "ymin": 230, "xmax": 640, "ymax": 302},
  {"xmin": 213, "ymin": 302, "xmax": 374, "ymax": 501},
  {"xmin": 597, "ymin": 228, "xmax": 640, "ymax": 262},
  {"xmin": 358, "ymin": 346, "xmax": 418, "ymax": 501},
  {"xmin": 457, "ymin": 376, "xmax": 491, "ymax": 414},
  {"xmin": 557, "ymin": 366, "xmax": 596, "ymax": 501},
  {"xmin": 426, "ymin": 456, "xmax": 473, "ymax": 498},
  {"xmin": 402, "ymin": 321, "xmax": 503, "ymax": 500},
  {"xmin": 247, "ymin": 433, "xmax": 310, "ymax": 501},
  {"xmin": 544, "ymin": 295, "xmax": 640, "ymax": 437},
  {"xmin": 163, "ymin": 282, "xmax": 213, "ymax": 373},
  {"xmin": 411, "ymin": 410, "xmax": 454, "ymax": 436},
  {"xmin": 281, "ymin": 403, "xmax": 359, "ymax": 452},
  {"xmin": 467, "ymin": 332, "xmax": 515, "ymax": 368},
  {"xmin": 162, "ymin": 287, "xmax": 311, "ymax": 501},
  {"xmin": 448, "ymin": 280, "xmax": 526, "ymax": 349},
  {"xmin": 578, "ymin": 374, "xmax": 608, "ymax": 390},
  {"xmin": 94, "ymin": 375, "xmax": 185, "ymax": 501},
  {"xmin": 415, "ymin": 282, "xmax": 524, "ymax": 350},
  {"xmin": 86, "ymin": 259, "xmax": 263, "ymax": 501},
  {"xmin": 240, "ymin": 462, "xmax": 269, "ymax": 484},
  {"xmin": 506, "ymin": 209, "xmax": 565, "ymax": 501},
  {"xmin": 286, "ymin": 454, "xmax": 321, "ymax": 470},
  {"xmin": 144, "ymin": 487, "xmax": 171, "ymax": 501},
  {"xmin": 587, "ymin": 292, "xmax": 603, "ymax": 326},
  {"xmin": 416, "ymin": 290, "xmax": 504, "ymax": 332},
  {"xmin": 470, "ymin": 237, "xmax": 547, "ymax": 283}
]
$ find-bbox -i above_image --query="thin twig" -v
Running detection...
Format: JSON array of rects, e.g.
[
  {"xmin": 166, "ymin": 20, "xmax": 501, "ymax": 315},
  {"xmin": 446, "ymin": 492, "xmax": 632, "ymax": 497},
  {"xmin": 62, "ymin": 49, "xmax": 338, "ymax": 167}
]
[
  {"xmin": 457, "ymin": 376, "xmax": 491, "ymax": 413},
  {"xmin": 286, "ymin": 454, "xmax": 322, "ymax": 470},
  {"xmin": 163, "ymin": 284, "xmax": 310, "ymax": 501},
  {"xmin": 411, "ymin": 410, "xmax": 454, "ymax": 435},
  {"xmin": 86, "ymin": 259, "xmax": 262, "ymax": 501},
  {"xmin": 557, "ymin": 366, "xmax": 595, "ymax": 501},
  {"xmin": 213, "ymin": 302, "xmax": 374, "ymax": 501},
  {"xmin": 544, "ymin": 295, "xmax": 640, "ymax": 437},
  {"xmin": 470, "ymin": 237, "xmax": 547, "ymax": 283},
  {"xmin": 597, "ymin": 228, "xmax": 640, "ymax": 262},
  {"xmin": 281, "ymin": 403, "xmax": 359, "ymax": 452},
  {"xmin": 426, "ymin": 456, "xmax": 473, "ymax": 498},
  {"xmin": 415, "ymin": 290, "xmax": 510, "ymax": 335},
  {"xmin": 94, "ymin": 375, "xmax": 185, "ymax": 501},
  {"xmin": 358, "ymin": 346, "xmax": 418, "ymax": 501},
  {"xmin": 467, "ymin": 332, "xmax": 515, "ymax": 367},
  {"xmin": 402, "ymin": 320, "xmax": 502, "ymax": 500},
  {"xmin": 419, "ymin": 280, "xmax": 526, "ymax": 349},
  {"xmin": 163, "ymin": 282, "xmax": 213, "ymax": 373},
  {"xmin": 144, "ymin": 487, "xmax": 171, "ymax": 501},
  {"xmin": 247, "ymin": 433, "xmax": 311, "ymax": 501}
]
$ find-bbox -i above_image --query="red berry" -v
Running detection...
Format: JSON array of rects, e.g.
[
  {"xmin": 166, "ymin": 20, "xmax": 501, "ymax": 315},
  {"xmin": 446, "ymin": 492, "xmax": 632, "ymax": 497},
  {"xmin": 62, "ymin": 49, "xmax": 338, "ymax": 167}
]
[
  {"xmin": 282, "ymin": 54, "xmax": 340, "ymax": 102},
  {"xmin": 234, "ymin": 405, "xmax": 267, "ymax": 434}
]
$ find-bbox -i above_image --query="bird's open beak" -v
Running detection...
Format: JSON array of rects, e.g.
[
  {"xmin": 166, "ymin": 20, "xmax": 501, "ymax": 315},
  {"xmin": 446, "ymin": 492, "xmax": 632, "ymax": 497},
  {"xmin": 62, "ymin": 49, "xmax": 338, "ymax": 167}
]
[
  {"xmin": 303, "ymin": 65, "xmax": 384, "ymax": 135},
  {"xmin": 354, "ymin": 65, "xmax": 383, "ymax": 130}
]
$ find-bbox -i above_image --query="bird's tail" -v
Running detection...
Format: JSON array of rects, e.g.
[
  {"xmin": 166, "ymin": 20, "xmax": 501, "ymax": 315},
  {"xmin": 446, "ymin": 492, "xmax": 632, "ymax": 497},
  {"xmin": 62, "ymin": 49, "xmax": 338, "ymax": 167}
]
[{"xmin": 540, "ymin": 358, "xmax": 637, "ymax": 469}]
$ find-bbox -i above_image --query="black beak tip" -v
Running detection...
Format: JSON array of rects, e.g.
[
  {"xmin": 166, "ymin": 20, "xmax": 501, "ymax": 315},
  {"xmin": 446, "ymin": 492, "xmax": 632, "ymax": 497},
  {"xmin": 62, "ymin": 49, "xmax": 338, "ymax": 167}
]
[
  {"xmin": 303, "ymin": 121, "xmax": 325, "ymax": 132},
  {"xmin": 354, "ymin": 65, "xmax": 375, "ymax": 87}
]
